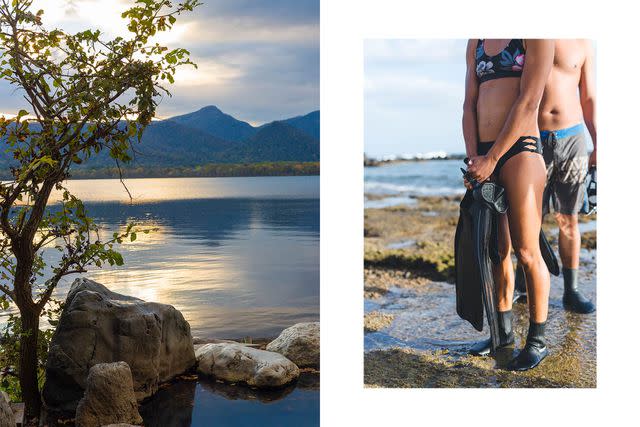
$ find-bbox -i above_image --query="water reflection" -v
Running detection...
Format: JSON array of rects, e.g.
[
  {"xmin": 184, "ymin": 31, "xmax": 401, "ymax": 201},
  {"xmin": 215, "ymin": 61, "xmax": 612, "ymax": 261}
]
[
  {"xmin": 139, "ymin": 373, "xmax": 320, "ymax": 427},
  {"xmin": 51, "ymin": 176, "xmax": 320, "ymax": 203},
  {"xmin": 77, "ymin": 198, "xmax": 319, "ymax": 339},
  {"xmin": 2, "ymin": 177, "xmax": 320, "ymax": 339}
]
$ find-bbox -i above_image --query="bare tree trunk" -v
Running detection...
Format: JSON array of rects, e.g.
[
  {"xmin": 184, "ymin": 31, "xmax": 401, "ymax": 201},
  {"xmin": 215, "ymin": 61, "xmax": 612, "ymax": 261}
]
[
  {"xmin": 19, "ymin": 306, "xmax": 41, "ymax": 419},
  {"xmin": 13, "ymin": 244, "xmax": 42, "ymax": 420}
]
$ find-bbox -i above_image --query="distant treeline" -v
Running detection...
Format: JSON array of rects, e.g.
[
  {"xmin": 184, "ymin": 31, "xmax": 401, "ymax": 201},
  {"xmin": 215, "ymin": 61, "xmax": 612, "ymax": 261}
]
[{"xmin": 62, "ymin": 161, "xmax": 320, "ymax": 179}]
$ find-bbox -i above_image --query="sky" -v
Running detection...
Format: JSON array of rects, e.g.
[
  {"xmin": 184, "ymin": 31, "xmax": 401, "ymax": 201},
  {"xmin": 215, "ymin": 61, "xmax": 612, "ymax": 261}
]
[
  {"xmin": 0, "ymin": 0, "xmax": 319, "ymax": 125},
  {"xmin": 364, "ymin": 39, "xmax": 597, "ymax": 158},
  {"xmin": 364, "ymin": 39, "xmax": 468, "ymax": 157}
]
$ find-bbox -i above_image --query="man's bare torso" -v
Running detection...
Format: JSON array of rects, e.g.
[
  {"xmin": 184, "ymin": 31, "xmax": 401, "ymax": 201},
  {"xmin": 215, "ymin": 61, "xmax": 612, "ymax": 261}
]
[{"xmin": 538, "ymin": 39, "xmax": 588, "ymax": 131}]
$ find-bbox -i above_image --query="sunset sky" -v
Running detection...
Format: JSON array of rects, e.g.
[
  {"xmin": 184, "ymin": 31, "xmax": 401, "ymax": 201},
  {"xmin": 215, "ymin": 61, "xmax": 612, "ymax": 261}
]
[{"xmin": 0, "ymin": 0, "xmax": 319, "ymax": 124}]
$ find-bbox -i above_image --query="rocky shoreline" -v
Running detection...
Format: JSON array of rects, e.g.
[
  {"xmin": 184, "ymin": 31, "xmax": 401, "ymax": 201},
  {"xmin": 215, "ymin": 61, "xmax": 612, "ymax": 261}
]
[
  {"xmin": 364, "ymin": 193, "xmax": 597, "ymax": 388},
  {"xmin": 13, "ymin": 278, "xmax": 321, "ymax": 427}
]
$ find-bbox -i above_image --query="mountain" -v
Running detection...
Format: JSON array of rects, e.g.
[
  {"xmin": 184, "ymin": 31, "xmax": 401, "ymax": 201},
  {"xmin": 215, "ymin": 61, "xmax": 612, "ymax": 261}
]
[
  {"xmin": 1, "ymin": 106, "xmax": 320, "ymax": 173},
  {"xmin": 282, "ymin": 110, "xmax": 320, "ymax": 140},
  {"xmin": 216, "ymin": 121, "xmax": 319, "ymax": 163},
  {"xmin": 168, "ymin": 105, "xmax": 320, "ymax": 142},
  {"xmin": 69, "ymin": 120, "xmax": 233, "ymax": 169},
  {"xmin": 167, "ymin": 105, "xmax": 256, "ymax": 142}
]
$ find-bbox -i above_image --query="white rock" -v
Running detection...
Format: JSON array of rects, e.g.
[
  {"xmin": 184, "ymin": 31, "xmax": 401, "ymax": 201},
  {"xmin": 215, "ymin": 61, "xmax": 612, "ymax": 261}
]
[
  {"xmin": 196, "ymin": 343, "xmax": 299, "ymax": 387},
  {"xmin": 266, "ymin": 322, "xmax": 320, "ymax": 368}
]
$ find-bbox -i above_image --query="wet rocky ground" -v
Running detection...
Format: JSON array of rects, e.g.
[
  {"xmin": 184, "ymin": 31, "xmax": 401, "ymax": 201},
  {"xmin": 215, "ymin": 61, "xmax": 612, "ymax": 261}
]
[{"xmin": 364, "ymin": 194, "xmax": 596, "ymax": 388}]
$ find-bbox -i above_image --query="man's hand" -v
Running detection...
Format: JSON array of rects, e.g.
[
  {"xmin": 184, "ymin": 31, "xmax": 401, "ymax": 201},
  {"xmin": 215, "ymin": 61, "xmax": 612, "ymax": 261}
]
[
  {"xmin": 467, "ymin": 155, "xmax": 497, "ymax": 183},
  {"xmin": 589, "ymin": 148, "xmax": 597, "ymax": 167}
]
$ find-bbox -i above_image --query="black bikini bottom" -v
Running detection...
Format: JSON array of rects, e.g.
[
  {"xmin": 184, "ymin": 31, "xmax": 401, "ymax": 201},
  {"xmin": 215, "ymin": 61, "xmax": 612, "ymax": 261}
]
[{"xmin": 478, "ymin": 136, "xmax": 542, "ymax": 175}]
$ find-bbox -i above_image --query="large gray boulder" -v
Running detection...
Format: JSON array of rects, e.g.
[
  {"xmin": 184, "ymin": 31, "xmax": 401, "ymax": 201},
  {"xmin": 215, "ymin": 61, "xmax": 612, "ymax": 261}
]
[
  {"xmin": 75, "ymin": 362, "xmax": 142, "ymax": 427},
  {"xmin": 43, "ymin": 278, "xmax": 195, "ymax": 412},
  {"xmin": 266, "ymin": 322, "xmax": 320, "ymax": 368},
  {"xmin": 0, "ymin": 392, "xmax": 12, "ymax": 427},
  {"xmin": 196, "ymin": 343, "xmax": 299, "ymax": 388}
]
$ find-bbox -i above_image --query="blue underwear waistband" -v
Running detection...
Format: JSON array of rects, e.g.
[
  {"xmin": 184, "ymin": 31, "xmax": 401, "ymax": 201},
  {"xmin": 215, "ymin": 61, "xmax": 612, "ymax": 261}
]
[{"xmin": 540, "ymin": 123, "xmax": 584, "ymax": 140}]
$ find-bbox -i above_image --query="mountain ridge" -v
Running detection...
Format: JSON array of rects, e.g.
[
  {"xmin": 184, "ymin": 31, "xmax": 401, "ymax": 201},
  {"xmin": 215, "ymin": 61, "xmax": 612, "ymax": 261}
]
[{"xmin": 0, "ymin": 106, "xmax": 320, "ymax": 171}]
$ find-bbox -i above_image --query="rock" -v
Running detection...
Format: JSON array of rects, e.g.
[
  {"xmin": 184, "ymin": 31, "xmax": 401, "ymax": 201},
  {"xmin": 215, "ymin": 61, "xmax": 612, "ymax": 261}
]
[
  {"xmin": 43, "ymin": 278, "xmax": 196, "ymax": 412},
  {"xmin": 196, "ymin": 343, "xmax": 299, "ymax": 387},
  {"xmin": 266, "ymin": 322, "xmax": 320, "ymax": 368},
  {"xmin": 0, "ymin": 392, "xmax": 12, "ymax": 427},
  {"xmin": 75, "ymin": 362, "xmax": 142, "ymax": 427}
]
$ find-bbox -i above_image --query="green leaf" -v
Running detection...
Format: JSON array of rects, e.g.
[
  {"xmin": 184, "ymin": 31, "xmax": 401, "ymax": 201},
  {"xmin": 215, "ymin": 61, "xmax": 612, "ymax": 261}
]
[{"xmin": 113, "ymin": 253, "xmax": 124, "ymax": 266}]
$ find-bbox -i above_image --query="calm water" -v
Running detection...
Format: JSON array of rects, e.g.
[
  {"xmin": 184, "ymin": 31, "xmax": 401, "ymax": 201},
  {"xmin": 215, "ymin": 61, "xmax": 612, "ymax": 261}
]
[
  {"xmin": 364, "ymin": 160, "xmax": 466, "ymax": 207},
  {"xmin": 140, "ymin": 373, "xmax": 320, "ymax": 427},
  {"xmin": 2, "ymin": 176, "xmax": 320, "ymax": 339}
]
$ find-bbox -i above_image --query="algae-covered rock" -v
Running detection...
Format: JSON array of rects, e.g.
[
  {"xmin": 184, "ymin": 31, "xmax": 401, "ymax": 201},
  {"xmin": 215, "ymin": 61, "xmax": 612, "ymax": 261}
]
[
  {"xmin": 364, "ymin": 246, "xmax": 455, "ymax": 282},
  {"xmin": 582, "ymin": 230, "xmax": 596, "ymax": 250},
  {"xmin": 364, "ymin": 311, "xmax": 395, "ymax": 333}
]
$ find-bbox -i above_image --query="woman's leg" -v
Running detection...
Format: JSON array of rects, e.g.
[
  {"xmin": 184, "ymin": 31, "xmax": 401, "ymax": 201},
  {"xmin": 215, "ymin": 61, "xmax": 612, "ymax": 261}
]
[
  {"xmin": 500, "ymin": 153, "xmax": 549, "ymax": 323},
  {"xmin": 499, "ymin": 152, "xmax": 551, "ymax": 370}
]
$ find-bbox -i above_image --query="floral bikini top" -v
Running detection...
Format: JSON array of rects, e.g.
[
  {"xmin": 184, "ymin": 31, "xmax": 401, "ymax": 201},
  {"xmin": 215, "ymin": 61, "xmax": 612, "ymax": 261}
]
[{"xmin": 475, "ymin": 39, "xmax": 526, "ymax": 84}]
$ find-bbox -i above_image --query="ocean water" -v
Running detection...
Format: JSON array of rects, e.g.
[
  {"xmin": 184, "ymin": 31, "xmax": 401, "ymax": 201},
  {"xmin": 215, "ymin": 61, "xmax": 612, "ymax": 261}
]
[
  {"xmin": 364, "ymin": 160, "xmax": 466, "ymax": 206},
  {"xmin": 2, "ymin": 176, "xmax": 320, "ymax": 339}
]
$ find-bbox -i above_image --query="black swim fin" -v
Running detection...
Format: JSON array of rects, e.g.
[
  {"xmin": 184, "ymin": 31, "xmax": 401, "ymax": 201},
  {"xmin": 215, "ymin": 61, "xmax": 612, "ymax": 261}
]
[
  {"xmin": 454, "ymin": 167, "xmax": 508, "ymax": 352},
  {"xmin": 455, "ymin": 190, "xmax": 484, "ymax": 331},
  {"xmin": 539, "ymin": 229, "xmax": 560, "ymax": 276}
]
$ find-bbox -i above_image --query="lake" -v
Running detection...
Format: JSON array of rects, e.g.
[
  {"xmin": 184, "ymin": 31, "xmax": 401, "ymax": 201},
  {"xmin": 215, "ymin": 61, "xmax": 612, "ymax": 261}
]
[
  {"xmin": 2, "ymin": 176, "xmax": 320, "ymax": 339},
  {"xmin": 16, "ymin": 175, "xmax": 320, "ymax": 425}
]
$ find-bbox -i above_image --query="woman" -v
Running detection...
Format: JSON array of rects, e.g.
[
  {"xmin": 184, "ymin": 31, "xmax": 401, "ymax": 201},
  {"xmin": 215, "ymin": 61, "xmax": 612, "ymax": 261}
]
[{"xmin": 462, "ymin": 39, "xmax": 554, "ymax": 371}]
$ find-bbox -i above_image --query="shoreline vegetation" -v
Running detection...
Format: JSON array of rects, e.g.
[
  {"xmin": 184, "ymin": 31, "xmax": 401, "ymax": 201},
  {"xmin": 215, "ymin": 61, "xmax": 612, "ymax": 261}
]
[{"xmin": 0, "ymin": 161, "xmax": 320, "ymax": 180}]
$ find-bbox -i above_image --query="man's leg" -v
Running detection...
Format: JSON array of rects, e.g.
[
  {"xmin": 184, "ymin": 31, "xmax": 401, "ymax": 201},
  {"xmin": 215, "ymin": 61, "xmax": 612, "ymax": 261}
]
[
  {"xmin": 557, "ymin": 212, "xmax": 595, "ymax": 313},
  {"xmin": 554, "ymin": 133, "xmax": 595, "ymax": 314},
  {"xmin": 556, "ymin": 212, "xmax": 580, "ymax": 269}
]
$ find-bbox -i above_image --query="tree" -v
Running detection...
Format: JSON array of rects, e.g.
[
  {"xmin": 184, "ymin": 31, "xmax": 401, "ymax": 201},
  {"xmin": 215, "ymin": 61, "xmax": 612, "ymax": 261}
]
[{"xmin": 0, "ymin": 0, "xmax": 199, "ymax": 419}]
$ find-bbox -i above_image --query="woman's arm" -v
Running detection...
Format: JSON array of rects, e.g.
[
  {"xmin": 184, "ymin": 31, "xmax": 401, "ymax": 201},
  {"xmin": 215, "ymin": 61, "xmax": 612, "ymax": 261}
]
[
  {"xmin": 579, "ymin": 40, "xmax": 597, "ymax": 167},
  {"xmin": 462, "ymin": 39, "xmax": 480, "ymax": 158},
  {"xmin": 468, "ymin": 39, "xmax": 554, "ymax": 181}
]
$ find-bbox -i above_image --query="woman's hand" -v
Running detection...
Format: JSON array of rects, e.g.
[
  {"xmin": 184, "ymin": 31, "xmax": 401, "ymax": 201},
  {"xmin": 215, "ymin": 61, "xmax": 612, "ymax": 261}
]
[
  {"xmin": 467, "ymin": 155, "xmax": 496, "ymax": 183},
  {"xmin": 463, "ymin": 176, "xmax": 473, "ymax": 190}
]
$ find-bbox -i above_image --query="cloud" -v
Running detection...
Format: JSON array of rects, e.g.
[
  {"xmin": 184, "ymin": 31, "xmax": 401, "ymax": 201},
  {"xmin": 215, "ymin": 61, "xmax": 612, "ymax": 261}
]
[
  {"xmin": 365, "ymin": 39, "xmax": 468, "ymax": 65},
  {"xmin": 365, "ymin": 75, "xmax": 463, "ymax": 108},
  {"xmin": 175, "ymin": 16, "xmax": 318, "ymax": 46},
  {"xmin": 0, "ymin": 0, "xmax": 319, "ymax": 123},
  {"xmin": 364, "ymin": 39, "xmax": 468, "ymax": 156}
]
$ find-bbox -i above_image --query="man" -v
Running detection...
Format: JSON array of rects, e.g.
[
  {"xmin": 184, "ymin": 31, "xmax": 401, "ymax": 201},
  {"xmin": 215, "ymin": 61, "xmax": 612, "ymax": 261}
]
[{"xmin": 514, "ymin": 39, "xmax": 596, "ymax": 313}]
